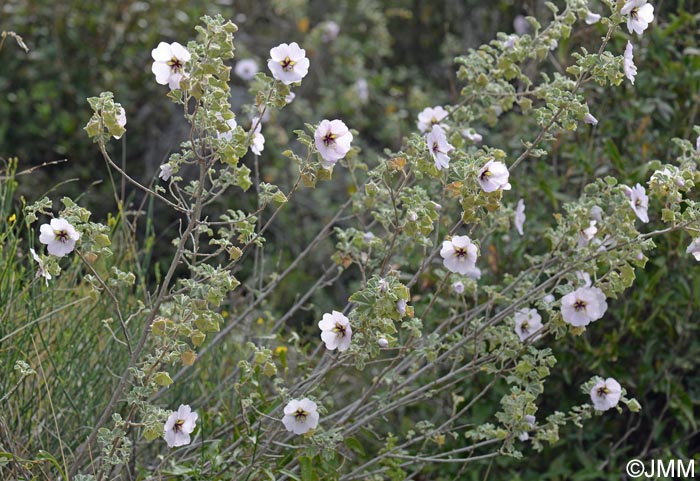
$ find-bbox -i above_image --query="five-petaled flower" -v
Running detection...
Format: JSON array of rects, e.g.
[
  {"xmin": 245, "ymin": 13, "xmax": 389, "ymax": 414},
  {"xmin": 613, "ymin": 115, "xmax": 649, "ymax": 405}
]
[
  {"xmin": 417, "ymin": 106, "xmax": 448, "ymax": 133},
  {"xmin": 623, "ymin": 41, "xmax": 637, "ymax": 84},
  {"xmin": 561, "ymin": 286, "xmax": 608, "ymax": 327},
  {"xmin": 151, "ymin": 42, "xmax": 191, "ymax": 90},
  {"xmin": 440, "ymin": 235, "xmax": 478, "ymax": 275},
  {"xmin": 426, "ymin": 125, "xmax": 454, "ymax": 171},
  {"xmin": 250, "ymin": 117, "xmax": 265, "ymax": 155},
  {"xmin": 686, "ymin": 238, "xmax": 700, "ymax": 261},
  {"xmin": 267, "ymin": 42, "xmax": 310, "ymax": 85},
  {"xmin": 514, "ymin": 199, "xmax": 526, "ymax": 235},
  {"xmin": 314, "ymin": 119, "xmax": 353, "ymax": 168},
  {"xmin": 626, "ymin": 183, "xmax": 649, "ymax": 223},
  {"xmin": 30, "ymin": 248, "xmax": 52, "ymax": 285},
  {"xmin": 478, "ymin": 160, "xmax": 512, "ymax": 192},
  {"xmin": 282, "ymin": 398, "xmax": 319, "ymax": 435},
  {"xmin": 39, "ymin": 218, "xmax": 80, "ymax": 257},
  {"xmin": 590, "ymin": 378, "xmax": 622, "ymax": 411},
  {"xmin": 234, "ymin": 58, "xmax": 259, "ymax": 81},
  {"xmin": 164, "ymin": 404, "xmax": 198, "ymax": 448},
  {"xmin": 514, "ymin": 308, "xmax": 543, "ymax": 342},
  {"xmin": 159, "ymin": 164, "xmax": 174, "ymax": 181},
  {"xmin": 318, "ymin": 310, "xmax": 352, "ymax": 351},
  {"xmin": 621, "ymin": 0, "xmax": 654, "ymax": 35}
]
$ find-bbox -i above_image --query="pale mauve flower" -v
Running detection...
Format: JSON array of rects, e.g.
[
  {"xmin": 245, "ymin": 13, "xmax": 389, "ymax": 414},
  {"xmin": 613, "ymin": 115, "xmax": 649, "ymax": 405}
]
[
  {"xmin": 282, "ymin": 398, "xmax": 319, "ymax": 435},
  {"xmin": 621, "ymin": 0, "xmax": 654, "ymax": 35},
  {"xmin": 39, "ymin": 218, "xmax": 80, "ymax": 257},
  {"xmin": 590, "ymin": 378, "xmax": 622, "ymax": 411},
  {"xmin": 151, "ymin": 42, "xmax": 191, "ymax": 90},
  {"xmin": 267, "ymin": 42, "xmax": 310, "ymax": 85},
  {"xmin": 318, "ymin": 310, "xmax": 352, "ymax": 351},
  {"xmin": 164, "ymin": 404, "xmax": 198, "ymax": 447}
]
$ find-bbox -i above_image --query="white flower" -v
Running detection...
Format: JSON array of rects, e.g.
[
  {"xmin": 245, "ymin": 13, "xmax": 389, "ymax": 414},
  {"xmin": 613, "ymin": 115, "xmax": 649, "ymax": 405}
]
[
  {"xmin": 590, "ymin": 378, "xmax": 622, "ymax": 411},
  {"xmin": 514, "ymin": 308, "xmax": 543, "ymax": 342},
  {"xmin": 250, "ymin": 117, "xmax": 265, "ymax": 155},
  {"xmin": 417, "ymin": 106, "xmax": 449, "ymax": 133},
  {"xmin": 513, "ymin": 15, "xmax": 529, "ymax": 35},
  {"xmin": 452, "ymin": 281, "xmax": 465, "ymax": 294},
  {"xmin": 355, "ymin": 78, "xmax": 369, "ymax": 103},
  {"xmin": 30, "ymin": 248, "xmax": 52, "ymax": 285},
  {"xmin": 285, "ymin": 92, "xmax": 296, "ymax": 104},
  {"xmin": 217, "ymin": 117, "xmax": 238, "ymax": 142},
  {"xmin": 585, "ymin": 11, "xmax": 601, "ymax": 24},
  {"xmin": 462, "ymin": 128, "xmax": 483, "ymax": 143},
  {"xmin": 363, "ymin": 231, "xmax": 375, "ymax": 242},
  {"xmin": 396, "ymin": 299, "xmax": 407, "ymax": 316},
  {"xmin": 314, "ymin": 119, "xmax": 353, "ymax": 168},
  {"xmin": 440, "ymin": 235, "xmax": 478, "ymax": 275},
  {"xmin": 464, "ymin": 266, "xmax": 481, "ymax": 280},
  {"xmin": 621, "ymin": 0, "xmax": 654, "ymax": 35},
  {"xmin": 543, "ymin": 294, "xmax": 555, "ymax": 304},
  {"xmin": 234, "ymin": 58, "xmax": 259, "ymax": 80},
  {"xmin": 696, "ymin": 135, "xmax": 700, "ymax": 152},
  {"xmin": 686, "ymin": 238, "xmax": 700, "ymax": 261},
  {"xmin": 577, "ymin": 220, "xmax": 598, "ymax": 247},
  {"xmin": 163, "ymin": 404, "xmax": 198, "ymax": 448},
  {"xmin": 426, "ymin": 125, "xmax": 454, "ymax": 171},
  {"xmin": 478, "ymin": 160, "xmax": 511, "ymax": 192},
  {"xmin": 560, "ymin": 286, "xmax": 608, "ymax": 327},
  {"xmin": 627, "ymin": 183, "xmax": 649, "ymax": 223},
  {"xmin": 408, "ymin": 212, "xmax": 418, "ymax": 222},
  {"xmin": 318, "ymin": 310, "xmax": 352, "ymax": 351},
  {"xmin": 514, "ymin": 199, "xmax": 525, "ymax": 235},
  {"xmin": 623, "ymin": 41, "xmax": 637, "ymax": 84},
  {"xmin": 321, "ymin": 21, "xmax": 340, "ymax": 42},
  {"xmin": 113, "ymin": 107, "xmax": 127, "ymax": 139},
  {"xmin": 432, "ymin": 201, "xmax": 442, "ymax": 211},
  {"xmin": 39, "ymin": 218, "xmax": 80, "ymax": 257},
  {"xmin": 378, "ymin": 337, "xmax": 389, "ymax": 348},
  {"xmin": 518, "ymin": 414, "xmax": 536, "ymax": 441},
  {"xmin": 378, "ymin": 277, "xmax": 388, "ymax": 292},
  {"xmin": 159, "ymin": 164, "xmax": 174, "ymax": 181},
  {"xmin": 583, "ymin": 113, "xmax": 598, "ymax": 125},
  {"xmin": 151, "ymin": 42, "xmax": 191, "ymax": 90},
  {"xmin": 504, "ymin": 35, "xmax": 516, "ymax": 49},
  {"xmin": 267, "ymin": 42, "xmax": 310, "ymax": 85},
  {"xmin": 590, "ymin": 205, "xmax": 603, "ymax": 222},
  {"xmin": 575, "ymin": 270, "xmax": 592, "ymax": 288},
  {"xmin": 282, "ymin": 398, "xmax": 319, "ymax": 435}
]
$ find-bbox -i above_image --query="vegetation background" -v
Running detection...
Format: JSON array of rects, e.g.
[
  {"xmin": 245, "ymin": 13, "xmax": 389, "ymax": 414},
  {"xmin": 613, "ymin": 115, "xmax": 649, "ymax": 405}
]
[{"xmin": 1, "ymin": 0, "xmax": 699, "ymax": 479}]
